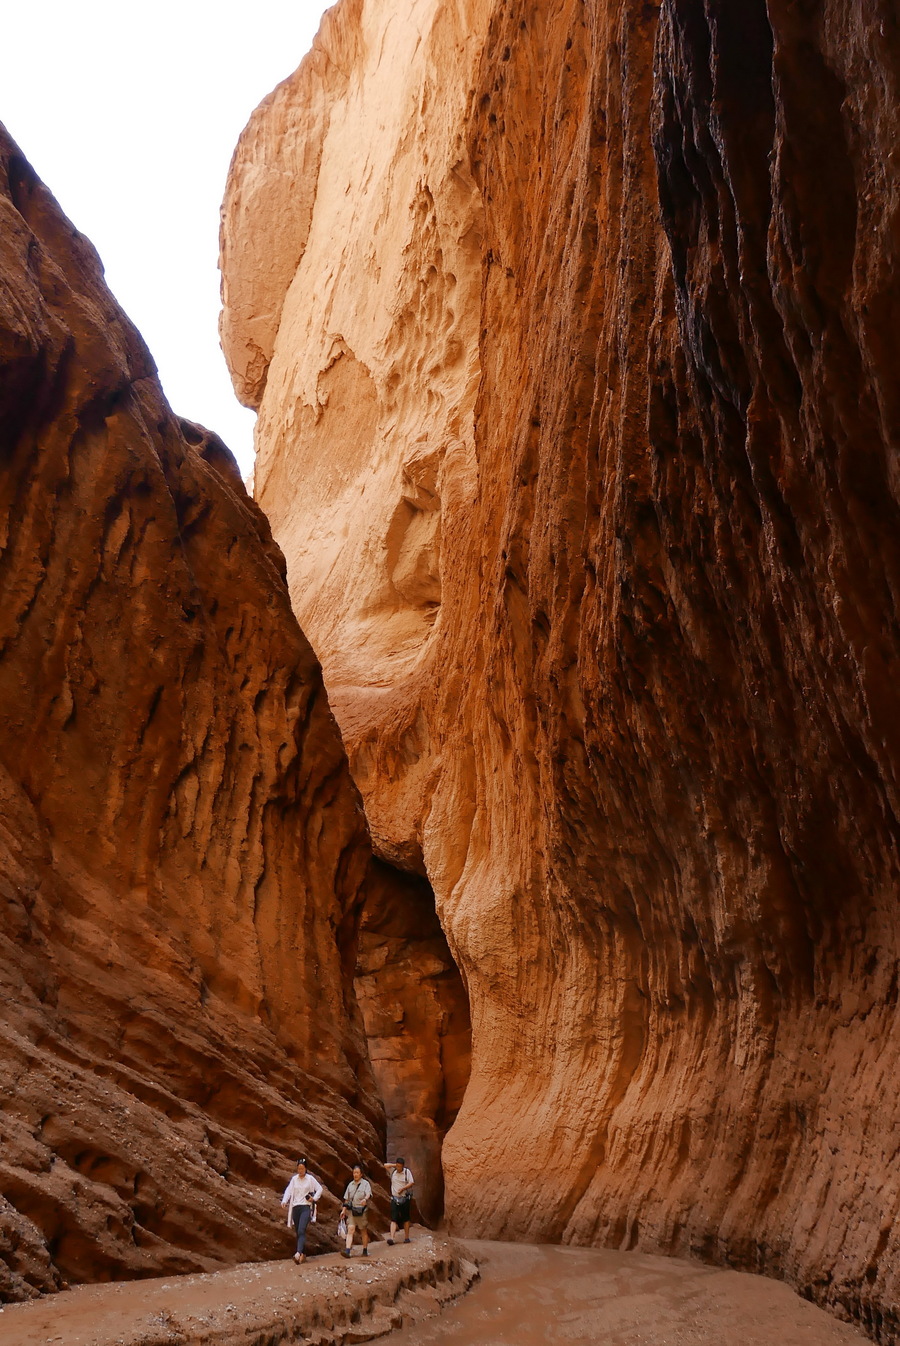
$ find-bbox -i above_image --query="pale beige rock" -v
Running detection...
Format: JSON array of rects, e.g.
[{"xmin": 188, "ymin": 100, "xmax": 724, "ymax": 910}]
[{"xmin": 221, "ymin": 0, "xmax": 487, "ymax": 867}]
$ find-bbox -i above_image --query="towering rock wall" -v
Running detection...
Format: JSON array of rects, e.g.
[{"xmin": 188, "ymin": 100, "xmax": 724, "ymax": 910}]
[
  {"xmin": 222, "ymin": 0, "xmax": 900, "ymax": 1338},
  {"xmin": 221, "ymin": 0, "xmax": 483, "ymax": 1204},
  {"xmin": 0, "ymin": 126, "xmax": 384, "ymax": 1300},
  {"xmin": 220, "ymin": 0, "xmax": 487, "ymax": 874}
]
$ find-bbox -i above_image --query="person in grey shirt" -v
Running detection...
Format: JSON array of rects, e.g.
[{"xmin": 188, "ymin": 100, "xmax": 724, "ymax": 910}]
[{"xmin": 341, "ymin": 1163, "xmax": 373, "ymax": 1257}]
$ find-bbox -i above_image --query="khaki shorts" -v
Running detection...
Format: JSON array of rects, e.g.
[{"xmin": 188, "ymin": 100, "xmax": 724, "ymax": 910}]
[{"xmin": 347, "ymin": 1210, "xmax": 369, "ymax": 1230}]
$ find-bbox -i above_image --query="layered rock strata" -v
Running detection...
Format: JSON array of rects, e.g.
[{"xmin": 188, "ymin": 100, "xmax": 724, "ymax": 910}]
[
  {"xmin": 0, "ymin": 126, "xmax": 386, "ymax": 1300},
  {"xmin": 222, "ymin": 0, "xmax": 900, "ymax": 1338}
]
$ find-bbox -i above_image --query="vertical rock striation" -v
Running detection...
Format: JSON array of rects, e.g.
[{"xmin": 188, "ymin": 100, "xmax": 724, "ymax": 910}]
[
  {"xmin": 222, "ymin": 0, "xmax": 900, "ymax": 1338},
  {"xmin": 0, "ymin": 126, "xmax": 384, "ymax": 1299}
]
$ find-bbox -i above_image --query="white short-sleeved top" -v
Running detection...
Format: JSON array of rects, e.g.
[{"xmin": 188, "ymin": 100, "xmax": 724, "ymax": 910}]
[{"xmin": 390, "ymin": 1167, "xmax": 414, "ymax": 1197}]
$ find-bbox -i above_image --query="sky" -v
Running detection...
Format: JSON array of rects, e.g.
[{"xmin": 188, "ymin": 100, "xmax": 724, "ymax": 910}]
[{"xmin": 2, "ymin": 0, "xmax": 330, "ymax": 475}]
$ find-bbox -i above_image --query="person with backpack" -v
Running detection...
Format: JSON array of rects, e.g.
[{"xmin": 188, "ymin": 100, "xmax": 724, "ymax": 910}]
[
  {"xmin": 383, "ymin": 1157, "xmax": 415, "ymax": 1244},
  {"xmin": 340, "ymin": 1163, "xmax": 373, "ymax": 1257},
  {"xmin": 280, "ymin": 1157, "xmax": 323, "ymax": 1264}
]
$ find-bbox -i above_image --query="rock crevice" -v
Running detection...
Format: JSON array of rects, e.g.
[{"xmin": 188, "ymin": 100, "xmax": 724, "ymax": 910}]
[{"xmin": 355, "ymin": 859, "xmax": 472, "ymax": 1226}]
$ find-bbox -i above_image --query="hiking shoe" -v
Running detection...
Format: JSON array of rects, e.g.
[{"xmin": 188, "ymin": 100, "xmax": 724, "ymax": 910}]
[
  {"xmin": 362, "ymin": 1247, "xmax": 369, "ymax": 1256},
  {"xmin": 341, "ymin": 1249, "xmax": 351, "ymax": 1259},
  {"xmin": 386, "ymin": 1239, "xmax": 394, "ymax": 1246}
]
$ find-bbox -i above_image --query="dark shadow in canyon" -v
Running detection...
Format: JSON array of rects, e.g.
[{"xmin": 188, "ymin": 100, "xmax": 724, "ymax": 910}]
[{"xmin": 355, "ymin": 859, "xmax": 472, "ymax": 1226}]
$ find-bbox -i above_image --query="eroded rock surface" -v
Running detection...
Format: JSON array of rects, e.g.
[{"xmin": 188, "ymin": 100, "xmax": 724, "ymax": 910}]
[
  {"xmin": 222, "ymin": 0, "xmax": 900, "ymax": 1339},
  {"xmin": 220, "ymin": 0, "xmax": 486, "ymax": 872},
  {"xmin": 0, "ymin": 126, "xmax": 386, "ymax": 1299}
]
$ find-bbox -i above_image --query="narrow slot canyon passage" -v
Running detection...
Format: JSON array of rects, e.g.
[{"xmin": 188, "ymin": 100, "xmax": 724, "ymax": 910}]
[{"xmin": 354, "ymin": 859, "xmax": 472, "ymax": 1226}]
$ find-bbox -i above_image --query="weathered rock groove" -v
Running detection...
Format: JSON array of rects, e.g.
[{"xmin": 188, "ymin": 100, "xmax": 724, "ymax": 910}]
[{"xmin": 222, "ymin": 0, "xmax": 900, "ymax": 1339}]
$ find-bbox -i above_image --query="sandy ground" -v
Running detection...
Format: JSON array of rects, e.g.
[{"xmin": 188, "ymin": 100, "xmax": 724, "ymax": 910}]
[
  {"xmin": 0, "ymin": 1236, "xmax": 872, "ymax": 1346},
  {"xmin": 394, "ymin": 1241, "xmax": 870, "ymax": 1346},
  {"xmin": 0, "ymin": 1231, "xmax": 475, "ymax": 1345}
]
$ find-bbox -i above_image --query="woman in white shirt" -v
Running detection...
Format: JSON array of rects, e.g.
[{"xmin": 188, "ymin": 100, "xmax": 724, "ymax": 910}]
[
  {"xmin": 340, "ymin": 1163, "xmax": 373, "ymax": 1258},
  {"xmin": 281, "ymin": 1157, "xmax": 323, "ymax": 1264}
]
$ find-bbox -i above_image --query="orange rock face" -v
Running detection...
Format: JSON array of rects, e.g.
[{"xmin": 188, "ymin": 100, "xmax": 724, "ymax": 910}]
[
  {"xmin": 0, "ymin": 126, "xmax": 386, "ymax": 1299},
  {"xmin": 222, "ymin": 0, "xmax": 900, "ymax": 1338}
]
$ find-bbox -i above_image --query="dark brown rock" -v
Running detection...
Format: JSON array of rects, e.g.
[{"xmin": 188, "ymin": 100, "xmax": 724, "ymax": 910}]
[{"xmin": 0, "ymin": 125, "xmax": 386, "ymax": 1299}]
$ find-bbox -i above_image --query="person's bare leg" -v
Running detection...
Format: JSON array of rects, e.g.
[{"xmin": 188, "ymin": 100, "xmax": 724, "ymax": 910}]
[
  {"xmin": 362, "ymin": 1228, "xmax": 370, "ymax": 1255},
  {"xmin": 388, "ymin": 1220, "xmax": 398, "ymax": 1244},
  {"xmin": 404, "ymin": 1218, "xmax": 411, "ymax": 1243}
]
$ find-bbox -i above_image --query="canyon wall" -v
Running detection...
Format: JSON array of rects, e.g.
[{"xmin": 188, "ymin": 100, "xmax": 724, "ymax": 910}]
[
  {"xmin": 222, "ymin": 0, "xmax": 900, "ymax": 1338},
  {"xmin": 0, "ymin": 125, "xmax": 387, "ymax": 1300},
  {"xmin": 220, "ymin": 0, "xmax": 482, "ymax": 1208}
]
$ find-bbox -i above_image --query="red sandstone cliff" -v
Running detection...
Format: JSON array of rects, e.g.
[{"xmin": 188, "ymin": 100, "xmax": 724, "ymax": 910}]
[
  {"xmin": 0, "ymin": 125, "xmax": 386, "ymax": 1299},
  {"xmin": 222, "ymin": 0, "xmax": 900, "ymax": 1339}
]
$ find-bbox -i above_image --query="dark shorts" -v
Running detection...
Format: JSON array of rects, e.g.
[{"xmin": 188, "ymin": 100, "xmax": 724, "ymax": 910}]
[{"xmin": 391, "ymin": 1195, "xmax": 412, "ymax": 1224}]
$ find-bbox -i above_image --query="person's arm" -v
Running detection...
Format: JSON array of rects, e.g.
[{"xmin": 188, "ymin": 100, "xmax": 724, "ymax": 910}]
[
  {"xmin": 310, "ymin": 1176, "xmax": 323, "ymax": 1203},
  {"xmin": 281, "ymin": 1177, "xmax": 294, "ymax": 1207},
  {"xmin": 397, "ymin": 1169, "xmax": 414, "ymax": 1195}
]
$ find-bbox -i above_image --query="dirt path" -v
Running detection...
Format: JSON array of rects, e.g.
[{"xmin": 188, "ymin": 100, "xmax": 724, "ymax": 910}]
[
  {"xmin": 0, "ymin": 1233, "xmax": 475, "ymax": 1345},
  {"xmin": 0, "ymin": 1236, "xmax": 872, "ymax": 1345},
  {"xmin": 392, "ymin": 1241, "xmax": 870, "ymax": 1346}
]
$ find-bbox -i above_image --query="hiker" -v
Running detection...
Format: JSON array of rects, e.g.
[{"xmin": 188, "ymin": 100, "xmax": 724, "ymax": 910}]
[
  {"xmin": 383, "ymin": 1157, "xmax": 415, "ymax": 1244},
  {"xmin": 281, "ymin": 1157, "xmax": 323, "ymax": 1264},
  {"xmin": 340, "ymin": 1163, "xmax": 373, "ymax": 1257}
]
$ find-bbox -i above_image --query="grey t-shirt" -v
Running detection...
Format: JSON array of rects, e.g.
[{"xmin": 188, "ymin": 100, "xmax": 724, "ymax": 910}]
[{"xmin": 344, "ymin": 1178, "xmax": 372, "ymax": 1208}]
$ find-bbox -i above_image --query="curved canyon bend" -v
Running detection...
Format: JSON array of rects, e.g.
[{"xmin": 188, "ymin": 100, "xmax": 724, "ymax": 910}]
[{"xmin": 2, "ymin": 0, "xmax": 900, "ymax": 1342}]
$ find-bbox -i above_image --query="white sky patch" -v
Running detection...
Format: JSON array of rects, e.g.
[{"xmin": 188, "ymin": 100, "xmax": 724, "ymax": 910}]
[{"xmin": 2, "ymin": 0, "xmax": 329, "ymax": 475}]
